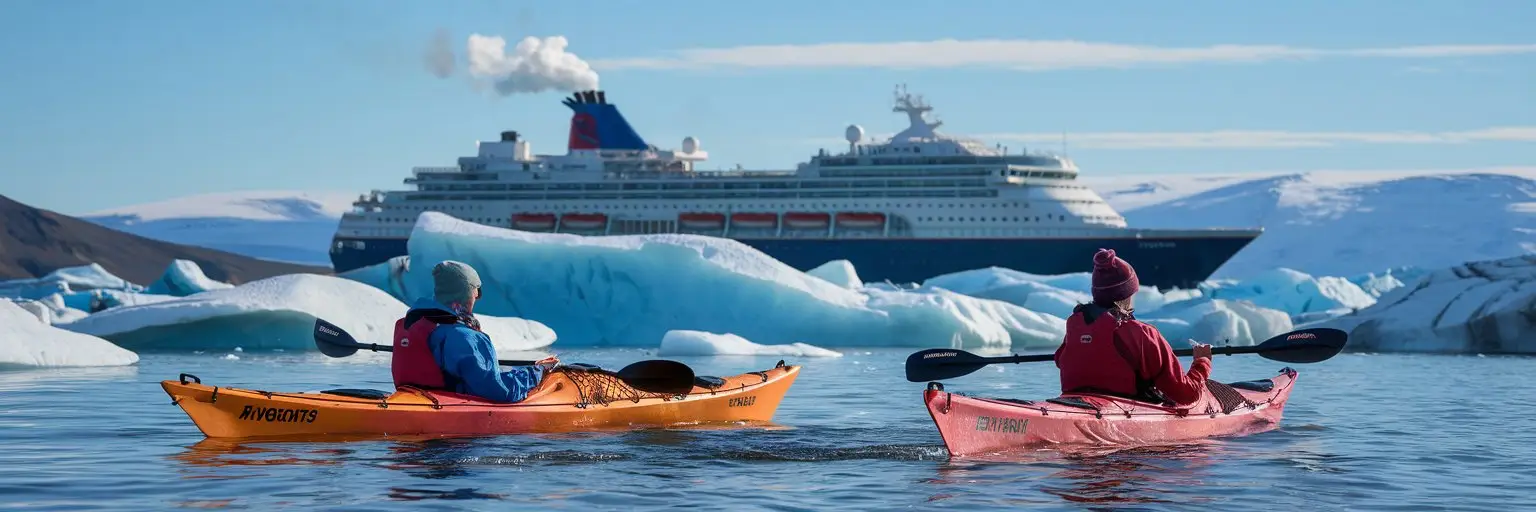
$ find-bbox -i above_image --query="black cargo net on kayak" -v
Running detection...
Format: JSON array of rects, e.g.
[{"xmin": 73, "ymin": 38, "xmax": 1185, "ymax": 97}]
[
  {"xmin": 559, "ymin": 368, "xmax": 681, "ymax": 408},
  {"xmin": 1204, "ymin": 380, "xmax": 1257, "ymax": 414}
]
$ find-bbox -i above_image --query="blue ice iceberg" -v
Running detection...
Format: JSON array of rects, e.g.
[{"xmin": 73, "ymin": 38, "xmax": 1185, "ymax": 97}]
[
  {"xmin": 345, "ymin": 213, "xmax": 1065, "ymax": 350},
  {"xmin": 145, "ymin": 259, "xmax": 234, "ymax": 297},
  {"xmin": 61, "ymin": 273, "xmax": 556, "ymax": 353},
  {"xmin": 1199, "ymin": 268, "xmax": 1376, "ymax": 317}
]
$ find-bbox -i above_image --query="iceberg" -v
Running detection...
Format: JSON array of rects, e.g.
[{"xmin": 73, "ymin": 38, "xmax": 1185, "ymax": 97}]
[
  {"xmin": 60, "ymin": 273, "xmax": 556, "ymax": 353},
  {"xmin": 658, "ymin": 330, "xmax": 843, "ymax": 358},
  {"xmin": 0, "ymin": 263, "xmax": 143, "ymax": 300},
  {"xmin": 337, "ymin": 254, "xmax": 417, "ymax": 301},
  {"xmin": 349, "ymin": 213, "xmax": 1063, "ymax": 350},
  {"xmin": 918, "ymin": 266, "xmax": 1295, "ymax": 345},
  {"xmin": 806, "ymin": 260, "xmax": 862, "ymax": 289},
  {"xmin": 1200, "ymin": 268, "xmax": 1377, "ymax": 318},
  {"xmin": 0, "ymin": 301, "xmax": 139, "ymax": 370},
  {"xmin": 1317, "ymin": 255, "xmax": 1536, "ymax": 354},
  {"xmin": 919, "ymin": 266, "xmax": 1184, "ymax": 318},
  {"xmin": 145, "ymin": 259, "xmax": 234, "ymax": 296},
  {"xmin": 1140, "ymin": 298, "xmax": 1295, "ymax": 347},
  {"xmin": 7, "ymin": 296, "xmax": 90, "ymax": 326}
]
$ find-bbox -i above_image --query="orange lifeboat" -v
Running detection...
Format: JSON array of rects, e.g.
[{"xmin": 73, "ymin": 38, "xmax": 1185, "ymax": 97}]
[
  {"xmin": 783, "ymin": 212, "xmax": 831, "ymax": 229},
  {"xmin": 835, "ymin": 212, "xmax": 886, "ymax": 229},
  {"xmin": 730, "ymin": 213, "xmax": 779, "ymax": 229},
  {"xmin": 560, "ymin": 213, "xmax": 608, "ymax": 231},
  {"xmin": 512, "ymin": 213, "xmax": 557, "ymax": 231},
  {"xmin": 678, "ymin": 212, "xmax": 726, "ymax": 230}
]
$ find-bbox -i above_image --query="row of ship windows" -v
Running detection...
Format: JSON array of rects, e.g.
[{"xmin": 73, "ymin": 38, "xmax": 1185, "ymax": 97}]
[
  {"xmin": 917, "ymin": 214, "xmax": 1122, "ymax": 223},
  {"xmin": 373, "ymin": 212, "xmax": 1122, "ymax": 225},
  {"xmin": 374, "ymin": 200, "xmax": 1105, "ymax": 213},
  {"xmin": 399, "ymin": 190, "xmax": 1002, "ymax": 201}
]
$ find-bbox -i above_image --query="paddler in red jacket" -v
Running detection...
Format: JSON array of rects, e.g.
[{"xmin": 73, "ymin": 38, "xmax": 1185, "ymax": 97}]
[{"xmin": 1053, "ymin": 249, "xmax": 1214, "ymax": 406}]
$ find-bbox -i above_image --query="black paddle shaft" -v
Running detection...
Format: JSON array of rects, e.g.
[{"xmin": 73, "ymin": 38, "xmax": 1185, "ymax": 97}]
[
  {"xmin": 904, "ymin": 327, "xmax": 1348, "ymax": 382},
  {"xmin": 312, "ymin": 318, "xmax": 539, "ymax": 365}
]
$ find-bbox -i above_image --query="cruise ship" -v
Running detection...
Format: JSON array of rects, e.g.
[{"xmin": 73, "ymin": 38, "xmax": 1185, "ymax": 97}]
[{"xmin": 330, "ymin": 87, "xmax": 1261, "ymax": 289}]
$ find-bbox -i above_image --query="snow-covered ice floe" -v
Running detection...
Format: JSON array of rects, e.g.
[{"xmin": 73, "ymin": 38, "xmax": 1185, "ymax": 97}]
[
  {"xmin": 0, "ymin": 300, "xmax": 139, "ymax": 370},
  {"xmin": 345, "ymin": 213, "xmax": 1064, "ymax": 351},
  {"xmin": 658, "ymin": 330, "xmax": 843, "ymax": 358},
  {"xmin": 1316, "ymin": 255, "xmax": 1536, "ymax": 354},
  {"xmin": 59, "ymin": 273, "xmax": 556, "ymax": 353}
]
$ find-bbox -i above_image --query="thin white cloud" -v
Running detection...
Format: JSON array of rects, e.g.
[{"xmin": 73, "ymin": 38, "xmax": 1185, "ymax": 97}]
[
  {"xmin": 592, "ymin": 39, "xmax": 1536, "ymax": 71},
  {"xmin": 982, "ymin": 127, "xmax": 1536, "ymax": 149},
  {"xmin": 807, "ymin": 127, "xmax": 1536, "ymax": 150}
]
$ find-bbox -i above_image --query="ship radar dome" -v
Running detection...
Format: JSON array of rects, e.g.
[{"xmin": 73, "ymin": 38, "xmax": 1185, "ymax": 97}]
[
  {"xmin": 845, "ymin": 124, "xmax": 865, "ymax": 144},
  {"xmin": 682, "ymin": 136, "xmax": 700, "ymax": 153}
]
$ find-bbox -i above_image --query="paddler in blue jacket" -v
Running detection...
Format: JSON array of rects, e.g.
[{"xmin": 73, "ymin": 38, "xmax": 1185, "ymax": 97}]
[{"xmin": 391, "ymin": 260, "xmax": 556, "ymax": 403}]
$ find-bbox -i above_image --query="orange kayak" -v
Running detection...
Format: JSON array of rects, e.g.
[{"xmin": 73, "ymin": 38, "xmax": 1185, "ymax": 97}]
[{"xmin": 162, "ymin": 361, "xmax": 799, "ymax": 439}]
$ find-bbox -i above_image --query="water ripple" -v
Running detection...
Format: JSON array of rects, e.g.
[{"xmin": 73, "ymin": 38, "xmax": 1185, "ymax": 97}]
[{"xmin": 0, "ymin": 351, "xmax": 1533, "ymax": 510}]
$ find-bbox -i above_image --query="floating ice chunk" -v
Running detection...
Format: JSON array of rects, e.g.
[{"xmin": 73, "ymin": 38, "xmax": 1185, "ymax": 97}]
[
  {"xmin": 658, "ymin": 330, "xmax": 842, "ymax": 357},
  {"xmin": 1318, "ymin": 255, "xmax": 1536, "ymax": 354},
  {"xmin": 60, "ymin": 273, "xmax": 555, "ymax": 353},
  {"xmin": 0, "ymin": 263, "xmax": 142, "ymax": 300},
  {"xmin": 918, "ymin": 266, "xmax": 1182, "ymax": 318},
  {"xmin": 145, "ymin": 259, "xmax": 234, "ymax": 297},
  {"xmin": 1140, "ymin": 298, "xmax": 1294, "ymax": 346},
  {"xmin": 11, "ymin": 297, "xmax": 90, "ymax": 327},
  {"xmin": 923, "ymin": 267, "xmax": 1094, "ymax": 297},
  {"xmin": 361, "ymin": 213, "xmax": 1051, "ymax": 351},
  {"xmin": 806, "ymin": 260, "xmax": 862, "ymax": 289},
  {"xmin": 0, "ymin": 301, "xmax": 139, "ymax": 369},
  {"xmin": 1201, "ymin": 268, "xmax": 1376, "ymax": 317}
]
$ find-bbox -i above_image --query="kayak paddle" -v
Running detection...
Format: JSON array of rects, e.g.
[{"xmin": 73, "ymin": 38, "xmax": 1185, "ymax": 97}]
[
  {"xmin": 311, "ymin": 318, "xmax": 698, "ymax": 395},
  {"xmin": 903, "ymin": 326, "xmax": 1349, "ymax": 383}
]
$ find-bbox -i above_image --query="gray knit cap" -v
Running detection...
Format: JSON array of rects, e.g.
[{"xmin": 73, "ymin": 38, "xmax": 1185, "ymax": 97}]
[{"xmin": 432, "ymin": 260, "xmax": 482, "ymax": 306}]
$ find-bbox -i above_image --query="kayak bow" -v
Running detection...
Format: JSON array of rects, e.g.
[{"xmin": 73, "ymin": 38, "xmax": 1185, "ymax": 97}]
[
  {"xmin": 923, "ymin": 367, "xmax": 1298, "ymax": 456},
  {"xmin": 163, "ymin": 361, "xmax": 799, "ymax": 439}
]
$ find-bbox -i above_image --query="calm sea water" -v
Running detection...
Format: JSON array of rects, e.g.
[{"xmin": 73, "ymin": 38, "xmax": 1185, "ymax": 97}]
[{"xmin": 1, "ymin": 348, "xmax": 1531, "ymax": 511}]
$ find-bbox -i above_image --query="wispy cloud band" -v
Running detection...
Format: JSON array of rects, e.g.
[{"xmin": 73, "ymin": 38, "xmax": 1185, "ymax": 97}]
[
  {"xmin": 808, "ymin": 127, "xmax": 1536, "ymax": 150},
  {"xmin": 593, "ymin": 39, "xmax": 1536, "ymax": 71}
]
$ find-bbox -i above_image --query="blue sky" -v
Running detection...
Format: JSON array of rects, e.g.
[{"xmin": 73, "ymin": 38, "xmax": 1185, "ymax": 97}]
[{"xmin": 1, "ymin": 0, "xmax": 1533, "ymax": 214}]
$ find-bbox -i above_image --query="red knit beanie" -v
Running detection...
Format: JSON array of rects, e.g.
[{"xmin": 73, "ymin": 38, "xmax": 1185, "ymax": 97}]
[{"xmin": 1091, "ymin": 248, "xmax": 1139, "ymax": 305}]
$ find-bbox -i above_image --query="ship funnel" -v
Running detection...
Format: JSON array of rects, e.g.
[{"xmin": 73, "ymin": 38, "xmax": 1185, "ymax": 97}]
[{"xmin": 563, "ymin": 90, "xmax": 650, "ymax": 152}]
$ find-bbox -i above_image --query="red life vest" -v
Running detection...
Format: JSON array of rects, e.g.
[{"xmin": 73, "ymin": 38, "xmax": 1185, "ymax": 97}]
[
  {"xmin": 1056, "ymin": 308, "xmax": 1141, "ymax": 398},
  {"xmin": 391, "ymin": 314, "xmax": 452, "ymax": 390}
]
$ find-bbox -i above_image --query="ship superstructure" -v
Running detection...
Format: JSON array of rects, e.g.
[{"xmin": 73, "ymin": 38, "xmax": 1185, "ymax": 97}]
[{"xmin": 332, "ymin": 87, "xmax": 1260, "ymax": 289}]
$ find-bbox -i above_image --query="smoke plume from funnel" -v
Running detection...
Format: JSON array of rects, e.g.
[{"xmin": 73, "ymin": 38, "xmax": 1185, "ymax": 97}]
[{"xmin": 465, "ymin": 34, "xmax": 599, "ymax": 95}]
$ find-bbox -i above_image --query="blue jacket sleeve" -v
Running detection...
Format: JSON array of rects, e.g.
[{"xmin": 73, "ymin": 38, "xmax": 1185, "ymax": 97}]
[{"xmin": 431, "ymin": 325, "xmax": 545, "ymax": 403}]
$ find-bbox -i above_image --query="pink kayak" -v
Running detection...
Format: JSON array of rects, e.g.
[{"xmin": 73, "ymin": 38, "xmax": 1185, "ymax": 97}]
[{"xmin": 923, "ymin": 367, "xmax": 1298, "ymax": 456}]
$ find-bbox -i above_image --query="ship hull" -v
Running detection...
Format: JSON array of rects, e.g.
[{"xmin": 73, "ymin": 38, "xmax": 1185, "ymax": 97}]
[{"xmin": 331, "ymin": 233, "xmax": 1255, "ymax": 290}]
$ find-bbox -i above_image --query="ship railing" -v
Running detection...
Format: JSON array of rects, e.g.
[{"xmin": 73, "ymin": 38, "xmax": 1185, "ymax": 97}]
[
  {"xmin": 605, "ymin": 170, "xmax": 799, "ymax": 180},
  {"xmin": 412, "ymin": 166, "xmax": 462, "ymax": 174}
]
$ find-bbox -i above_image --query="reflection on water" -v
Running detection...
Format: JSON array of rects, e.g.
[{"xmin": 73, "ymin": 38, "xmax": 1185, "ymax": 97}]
[
  {"xmin": 923, "ymin": 442, "xmax": 1230, "ymax": 506},
  {"xmin": 2, "ymin": 352, "xmax": 1535, "ymax": 510}
]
